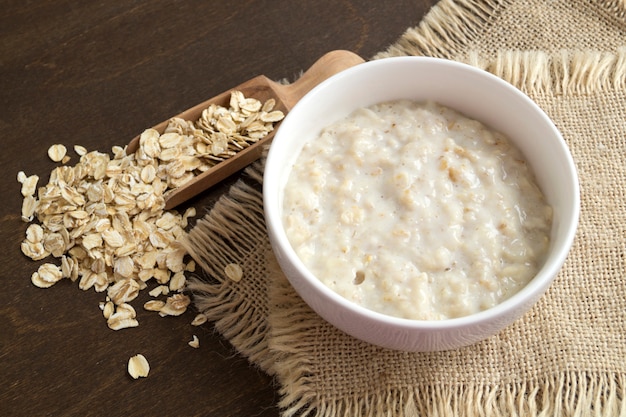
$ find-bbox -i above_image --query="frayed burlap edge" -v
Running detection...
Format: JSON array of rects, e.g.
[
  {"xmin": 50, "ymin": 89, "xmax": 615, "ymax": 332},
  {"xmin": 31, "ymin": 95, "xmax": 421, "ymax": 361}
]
[
  {"xmin": 182, "ymin": 162, "xmax": 278, "ymax": 374},
  {"xmin": 374, "ymin": 0, "xmax": 510, "ymax": 61},
  {"xmin": 470, "ymin": 48, "xmax": 626, "ymax": 95},
  {"xmin": 449, "ymin": 48, "xmax": 626, "ymax": 98}
]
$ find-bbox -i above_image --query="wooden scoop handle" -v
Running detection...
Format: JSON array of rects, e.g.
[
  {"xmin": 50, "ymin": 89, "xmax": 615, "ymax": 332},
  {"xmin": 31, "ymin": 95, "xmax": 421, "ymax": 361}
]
[{"xmin": 273, "ymin": 49, "xmax": 366, "ymax": 110}]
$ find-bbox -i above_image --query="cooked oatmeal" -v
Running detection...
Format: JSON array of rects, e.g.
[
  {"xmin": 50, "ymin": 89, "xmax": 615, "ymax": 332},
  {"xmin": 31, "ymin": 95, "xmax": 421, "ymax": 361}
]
[{"xmin": 282, "ymin": 100, "xmax": 552, "ymax": 320}]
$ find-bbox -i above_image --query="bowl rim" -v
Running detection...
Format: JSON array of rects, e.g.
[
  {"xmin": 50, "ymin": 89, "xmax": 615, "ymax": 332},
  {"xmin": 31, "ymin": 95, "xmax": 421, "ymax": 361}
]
[{"xmin": 263, "ymin": 56, "xmax": 580, "ymax": 330}]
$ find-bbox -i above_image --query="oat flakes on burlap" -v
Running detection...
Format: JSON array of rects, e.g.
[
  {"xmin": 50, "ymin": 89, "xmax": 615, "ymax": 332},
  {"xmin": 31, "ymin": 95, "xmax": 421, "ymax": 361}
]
[{"xmin": 185, "ymin": 0, "xmax": 626, "ymax": 415}]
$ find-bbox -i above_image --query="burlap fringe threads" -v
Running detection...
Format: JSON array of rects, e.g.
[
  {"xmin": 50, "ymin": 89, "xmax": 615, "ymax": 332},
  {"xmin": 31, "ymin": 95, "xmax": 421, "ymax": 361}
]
[
  {"xmin": 183, "ymin": 169, "xmax": 277, "ymax": 374},
  {"xmin": 467, "ymin": 48, "xmax": 626, "ymax": 95},
  {"xmin": 275, "ymin": 372, "xmax": 626, "ymax": 417},
  {"xmin": 380, "ymin": 45, "xmax": 626, "ymax": 96}
]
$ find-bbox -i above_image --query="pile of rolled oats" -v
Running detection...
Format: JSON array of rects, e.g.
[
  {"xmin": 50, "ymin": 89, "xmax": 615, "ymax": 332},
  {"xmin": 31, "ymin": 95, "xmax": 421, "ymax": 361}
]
[{"xmin": 18, "ymin": 91, "xmax": 281, "ymax": 335}]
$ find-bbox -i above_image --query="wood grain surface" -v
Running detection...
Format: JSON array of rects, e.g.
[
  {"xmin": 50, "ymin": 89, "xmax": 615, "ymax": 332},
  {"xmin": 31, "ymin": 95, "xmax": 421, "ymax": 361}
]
[{"xmin": 1, "ymin": 1, "xmax": 437, "ymax": 416}]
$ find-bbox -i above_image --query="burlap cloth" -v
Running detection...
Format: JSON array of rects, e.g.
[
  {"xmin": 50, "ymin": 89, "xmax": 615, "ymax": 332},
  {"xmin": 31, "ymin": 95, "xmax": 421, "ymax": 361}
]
[{"xmin": 184, "ymin": 0, "xmax": 626, "ymax": 415}]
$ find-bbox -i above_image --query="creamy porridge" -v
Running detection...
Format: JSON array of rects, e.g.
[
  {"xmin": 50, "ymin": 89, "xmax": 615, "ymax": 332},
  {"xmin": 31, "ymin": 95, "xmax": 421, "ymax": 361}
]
[{"xmin": 282, "ymin": 100, "xmax": 552, "ymax": 320}]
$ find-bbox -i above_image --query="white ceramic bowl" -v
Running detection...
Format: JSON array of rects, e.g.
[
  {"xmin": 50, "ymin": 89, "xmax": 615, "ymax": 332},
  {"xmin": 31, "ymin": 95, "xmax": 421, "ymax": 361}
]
[{"xmin": 263, "ymin": 57, "xmax": 579, "ymax": 352}]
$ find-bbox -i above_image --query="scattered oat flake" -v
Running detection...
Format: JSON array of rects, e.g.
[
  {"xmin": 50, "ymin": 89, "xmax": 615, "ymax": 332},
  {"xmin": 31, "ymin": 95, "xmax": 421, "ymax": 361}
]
[
  {"xmin": 25, "ymin": 224, "xmax": 44, "ymax": 243},
  {"xmin": 107, "ymin": 303, "xmax": 139, "ymax": 330},
  {"xmin": 19, "ymin": 174, "xmax": 39, "ymax": 197},
  {"xmin": 21, "ymin": 195, "xmax": 37, "ymax": 222},
  {"xmin": 74, "ymin": 145, "xmax": 87, "ymax": 156},
  {"xmin": 31, "ymin": 272, "xmax": 55, "ymax": 288},
  {"xmin": 185, "ymin": 260, "xmax": 196, "ymax": 273},
  {"xmin": 158, "ymin": 293, "xmax": 190, "ymax": 317},
  {"xmin": 108, "ymin": 317, "xmax": 139, "ymax": 331},
  {"xmin": 149, "ymin": 285, "xmax": 169, "ymax": 297},
  {"xmin": 169, "ymin": 271, "xmax": 186, "ymax": 292},
  {"xmin": 191, "ymin": 313, "xmax": 207, "ymax": 326},
  {"xmin": 115, "ymin": 302, "xmax": 137, "ymax": 318},
  {"xmin": 144, "ymin": 300, "xmax": 165, "ymax": 312},
  {"xmin": 102, "ymin": 301, "xmax": 115, "ymax": 319},
  {"xmin": 47, "ymin": 144, "xmax": 67, "ymax": 162},
  {"xmin": 31, "ymin": 263, "xmax": 63, "ymax": 288},
  {"xmin": 224, "ymin": 263, "xmax": 243, "ymax": 282},
  {"xmin": 127, "ymin": 354, "xmax": 150, "ymax": 379},
  {"xmin": 188, "ymin": 335, "xmax": 200, "ymax": 349},
  {"xmin": 107, "ymin": 278, "xmax": 140, "ymax": 305}
]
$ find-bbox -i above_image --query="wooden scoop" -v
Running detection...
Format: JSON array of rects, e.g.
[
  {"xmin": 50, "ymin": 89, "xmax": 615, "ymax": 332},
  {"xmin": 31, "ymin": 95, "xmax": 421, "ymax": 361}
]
[{"xmin": 126, "ymin": 50, "xmax": 365, "ymax": 210}]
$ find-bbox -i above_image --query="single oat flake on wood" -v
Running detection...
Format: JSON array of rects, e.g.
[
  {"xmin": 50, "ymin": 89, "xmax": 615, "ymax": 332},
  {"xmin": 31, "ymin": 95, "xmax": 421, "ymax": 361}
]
[{"xmin": 127, "ymin": 354, "xmax": 150, "ymax": 379}]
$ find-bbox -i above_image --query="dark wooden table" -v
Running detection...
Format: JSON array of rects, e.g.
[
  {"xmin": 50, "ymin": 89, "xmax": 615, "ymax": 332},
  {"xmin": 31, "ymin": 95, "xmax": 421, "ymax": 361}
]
[{"xmin": 1, "ymin": 1, "xmax": 437, "ymax": 415}]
